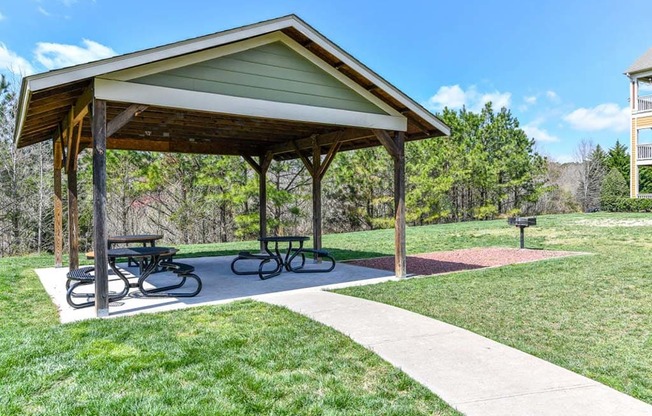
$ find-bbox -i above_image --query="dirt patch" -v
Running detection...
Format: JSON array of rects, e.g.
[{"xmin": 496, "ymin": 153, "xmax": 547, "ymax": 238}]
[{"xmin": 346, "ymin": 247, "xmax": 579, "ymax": 276}]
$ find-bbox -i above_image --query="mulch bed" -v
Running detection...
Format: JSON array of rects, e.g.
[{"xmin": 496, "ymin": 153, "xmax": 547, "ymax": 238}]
[{"xmin": 346, "ymin": 247, "xmax": 579, "ymax": 276}]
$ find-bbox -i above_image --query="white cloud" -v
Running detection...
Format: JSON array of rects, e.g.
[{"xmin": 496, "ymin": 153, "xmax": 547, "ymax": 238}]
[
  {"xmin": 37, "ymin": 7, "xmax": 51, "ymax": 17},
  {"xmin": 480, "ymin": 91, "xmax": 511, "ymax": 110},
  {"xmin": 426, "ymin": 84, "xmax": 512, "ymax": 113},
  {"xmin": 522, "ymin": 123, "xmax": 560, "ymax": 143},
  {"xmin": 563, "ymin": 103, "xmax": 629, "ymax": 132},
  {"xmin": 34, "ymin": 39, "xmax": 116, "ymax": 70},
  {"xmin": 546, "ymin": 90, "xmax": 559, "ymax": 102},
  {"xmin": 0, "ymin": 43, "xmax": 35, "ymax": 76},
  {"xmin": 427, "ymin": 85, "xmax": 466, "ymax": 109},
  {"xmin": 0, "ymin": 12, "xmax": 5, "ymax": 21},
  {"xmin": 524, "ymin": 95, "xmax": 537, "ymax": 105}
]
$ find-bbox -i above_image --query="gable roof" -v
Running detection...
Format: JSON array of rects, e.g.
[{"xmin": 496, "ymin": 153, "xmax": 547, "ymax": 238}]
[
  {"xmin": 626, "ymin": 47, "xmax": 652, "ymax": 75},
  {"xmin": 15, "ymin": 14, "xmax": 449, "ymax": 156}
]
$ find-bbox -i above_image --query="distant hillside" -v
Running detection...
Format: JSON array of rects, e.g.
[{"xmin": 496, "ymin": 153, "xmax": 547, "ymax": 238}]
[{"xmin": 554, "ymin": 162, "xmax": 581, "ymax": 194}]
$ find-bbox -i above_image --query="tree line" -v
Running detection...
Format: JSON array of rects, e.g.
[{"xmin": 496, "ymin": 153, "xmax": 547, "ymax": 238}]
[{"xmin": 0, "ymin": 78, "xmax": 575, "ymax": 257}]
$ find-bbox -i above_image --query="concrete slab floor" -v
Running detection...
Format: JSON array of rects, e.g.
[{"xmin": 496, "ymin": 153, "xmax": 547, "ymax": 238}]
[{"xmin": 37, "ymin": 255, "xmax": 394, "ymax": 323}]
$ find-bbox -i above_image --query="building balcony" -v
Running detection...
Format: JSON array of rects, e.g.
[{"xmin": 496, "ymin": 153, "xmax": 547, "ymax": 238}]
[
  {"xmin": 637, "ymin": 143, "xmax": 652, "ymax": 162},
  {"xmin": 636, "ymin": 95, "xmax": 652, "ymax": 113}
]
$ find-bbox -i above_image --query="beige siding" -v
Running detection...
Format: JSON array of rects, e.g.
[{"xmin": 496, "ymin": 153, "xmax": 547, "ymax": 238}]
[
  {"xmin": 637, "ymin": 114, "xmax": 652, "ymax": 129},
  {"xmin": 132, "ymin": 42, "xmax": 385, "ymax": 114},
  {"xmin": 632, "ymin": 118, "xmax": 637, "ymax": 197}
]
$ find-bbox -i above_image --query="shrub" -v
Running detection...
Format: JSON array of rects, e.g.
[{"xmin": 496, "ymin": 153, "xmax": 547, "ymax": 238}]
[
  {"xmin": 602, "ymin": 197, "xmax": 652, "ymax": 212},
  {"xmin": 600, "ymin": 168, "xmax": 628, "ymax": 209}
]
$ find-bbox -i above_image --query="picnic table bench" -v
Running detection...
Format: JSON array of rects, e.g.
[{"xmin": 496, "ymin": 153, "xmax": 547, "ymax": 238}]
[
  {"xmin": 230, "ymin": 236, "xmax": 336, "ymax": 279},
  {"xmin": 69, "ymin": 247, "xmax": 201, "ymax": 308}
]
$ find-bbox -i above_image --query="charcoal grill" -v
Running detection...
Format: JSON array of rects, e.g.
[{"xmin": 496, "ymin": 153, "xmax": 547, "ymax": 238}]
[{"xmin": 507, "ymin": 217, "xmax": 537, "ymax": 249}]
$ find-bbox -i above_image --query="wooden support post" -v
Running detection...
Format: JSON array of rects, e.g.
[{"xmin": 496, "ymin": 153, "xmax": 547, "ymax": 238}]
[
  {"xmin": 53, "ymin": 139, "xmax": 63, "ymax": 268},
  {"xmin": 312, "ymin": 140, "xmax": 322, "ymax": 259},
  {"xmin": 92, "ymin": 99, "xmax": 109, "ymax": 317},
  {"xmin": 294, "ymin": 137, "xmax": 342, "ymax": 261},
  {"xmin": 393, "ymin": 132, "xmax": 406, "ymax": 278},
  {"xmin": 243, "ymin": 153, "xmax": 272, "ymax": 252},
  {"xmin": 68, "ymin": 119, "xmax": 83, "ymax": 271},
  {"xmin": 67, "ymin": 161, "xmax": 79, "ymax": 271},
  {"xmin": 259, "ymin": 153, "xmax": 272, "ymax": 252},
  {"xmin": 375, "ymin": 129, "xmax": 407, "ymax": 277}
]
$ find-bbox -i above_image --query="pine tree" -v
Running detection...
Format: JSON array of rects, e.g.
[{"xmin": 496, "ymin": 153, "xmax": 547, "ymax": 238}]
[
  {"xmin": 606, "ymin": 140, "xmax": 629, "ymax": 182},
  {"xmin": 600, "ymin": 167, "xmax": 628, "ymax": 209}
]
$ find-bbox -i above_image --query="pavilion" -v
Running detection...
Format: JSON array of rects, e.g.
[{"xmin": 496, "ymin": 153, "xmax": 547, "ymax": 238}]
[{"xmin": 14, "ymin": 15, "xmax": 450, "ymax": 317}]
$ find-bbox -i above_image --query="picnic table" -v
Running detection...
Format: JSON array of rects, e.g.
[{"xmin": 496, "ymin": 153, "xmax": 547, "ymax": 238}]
[
  {"xmin": 108, "ymin": 235, "xmax": 163, "ymax": 268},
  {"xmin": 86, "ymin": 246, "xmax": 200, "ymax": 297},
  {"xmin": 107, "ymin": 234, "xmax": 163, "ymax": 248},
  {"xmin": 230, "ymin": 235, "xmax": 335, "ymax": 279},
  {"xmin": 260, "ymin": 235, "xmax": 310, "ymax": 271},
  {"xmin": 108, "ymin": 234, "xmax": 166, "ymax": 271}
]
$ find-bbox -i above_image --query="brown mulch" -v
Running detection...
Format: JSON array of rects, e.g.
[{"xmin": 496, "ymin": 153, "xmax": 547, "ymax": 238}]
[{"xmin": 346, "ymin": 247, "xmax": 579, "ymax": 276}]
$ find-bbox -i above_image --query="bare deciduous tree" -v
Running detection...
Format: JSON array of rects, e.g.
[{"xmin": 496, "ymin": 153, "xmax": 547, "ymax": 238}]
[{"xmin": 574, "ymin": 139, "xmax": 606, "ymax": 212}]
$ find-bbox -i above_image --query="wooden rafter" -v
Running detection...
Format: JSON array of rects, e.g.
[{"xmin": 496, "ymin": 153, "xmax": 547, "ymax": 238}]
[
  {"xmin": 106, "ymin": 104, "xmax": 148, "ymax": 138},
  {"xmin": 319, "ymin": 141, "xmax": 342, "ymax": 180},
  {"xmin": 66, "ymin": 118, "xmax": 83, "ymax": 173},
  {"xmin": 269, "ymin": 128, "xmax": 371, "ymax": 156},
  {"xmin": 291, "ymin": 140, "xmax": 315, "ymax": 177},
  {"xmin": 242, "ymin": 155, "xmax": 261, "ymax": 174},
  {"xmin": 372, "ymin": 129, "xmax": 399, "ymax": 160}
]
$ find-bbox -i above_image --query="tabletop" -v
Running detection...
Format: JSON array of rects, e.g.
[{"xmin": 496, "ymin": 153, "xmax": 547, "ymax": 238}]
[
  {"xmin": 108, "ymin": 234, "xmax": 163, "ymax": 244},
  {"xmin": 258, "ymin": 235, "xmax": 309, "ymax": 243},
  {"xmin": 86, "ymin": 246, "xmax": 176, "ymax": 259}
]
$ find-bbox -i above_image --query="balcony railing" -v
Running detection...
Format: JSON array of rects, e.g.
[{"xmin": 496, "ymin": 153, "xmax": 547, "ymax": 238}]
[
  {"xmin": 638, "ymin": 144, "xmax": 652, "ymax": 160},
  {"xmin": 638, "ymin": 95, "xmax": 652, "ymax": 112}
]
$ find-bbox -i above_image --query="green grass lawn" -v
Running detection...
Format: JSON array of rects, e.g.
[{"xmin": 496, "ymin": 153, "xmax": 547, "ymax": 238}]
[
  {"xmin": 336, "ymin": 212, "xmax": 652, "ymax": 404},
  {"xmin": 0, "ymin": 257, "xmax": 458, "ymax": 414},
  {"xmin": 3, "ymin": 212, "xmax": 652, "ymax": 413}
]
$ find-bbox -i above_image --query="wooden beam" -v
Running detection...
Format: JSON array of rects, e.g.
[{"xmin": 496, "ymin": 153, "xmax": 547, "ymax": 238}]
[
  {"xmin": 71, "ymin": 86, "xmax": 93, "ymax": 126},
  {"xmin": 67, "ymin": 118, "xmax": 82, "ymax": 172},
  {"xmin": 58, "ymin": 86, "xmax": 92, "ymax": 172},
  {"xmin": 67, "ymin": 161, "xmax": 79, "ymax": 271},
  {"xmin": 65, "ymin": 110, "xmax": 74, "ymax": 170},
  {"xmin": 67, "ymin": 120, "xmax": 81, "ymax": 271},
  {"xmin": 258, "ymin": 152, "xmax": 272, "ymax": 252},
  {"xmin": 261, "ymin": 151, "xmax": 273, "ymax": 172},
  {"xmin": 53, "ymin": 139, "xmax": 63, "ymax": 268},
  {"xmin": 372, "ymin": 129, "xmax": 399, "ymax": 159},
  {"xmin": 60, "ymin": 86, "xmax": 93, "ymax": 140},
  {"xmin": 106, "ymin": 104, "xmax": 148, "ymax": 138},
  {"xmin": 268, "ymin": 128, "xmax": 372, "ymax": 155},
  {"xmin": 291, "ymin": 140, "xmax": 315, "ymax": 177},
  {"xmin": 242, "ymin": 155, "xmax": 261, "ymax": 175},
  {"xmin": 92, "ymin": 99, "xmax": 109, "ymax": 317},
  {"xmin": 81, "ymin": 136, "xmax": 265, "ymax": 156},
  {"xmin": 394, "ymin": 131, "xmax": 406, "ymax": 278},
  {"xmin": 312, "ymin": 140, "xmax": 322, "ymax": 260},
  {"xmin": 73, "ymin": 120, "xmax": 83, "ymax": 170},
  {"xmin": 319, "ymin": 141, "xmax": 342, "ymax": 180}
]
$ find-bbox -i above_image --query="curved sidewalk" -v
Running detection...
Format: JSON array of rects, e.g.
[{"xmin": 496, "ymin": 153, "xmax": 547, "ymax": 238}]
[{"xmin": 257, "ymin": 290, "xmax": 652, "ymax": 416}]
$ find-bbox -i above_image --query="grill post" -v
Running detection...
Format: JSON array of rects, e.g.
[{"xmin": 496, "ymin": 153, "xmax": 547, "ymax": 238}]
[{"xmin": 507, "ymin": 217, "xmax": 536, "ymax": 249}]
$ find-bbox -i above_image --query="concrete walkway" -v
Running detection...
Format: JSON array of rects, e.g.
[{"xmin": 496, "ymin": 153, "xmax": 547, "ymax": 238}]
[{"xmin": 257, "ymin": 290, "xmax": 652, "ymax": 416}]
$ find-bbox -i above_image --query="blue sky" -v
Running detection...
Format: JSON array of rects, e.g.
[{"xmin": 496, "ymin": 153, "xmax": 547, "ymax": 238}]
[{"xmin": 1, "ymin": 0, "xmax": 652, "ymax": 162}]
